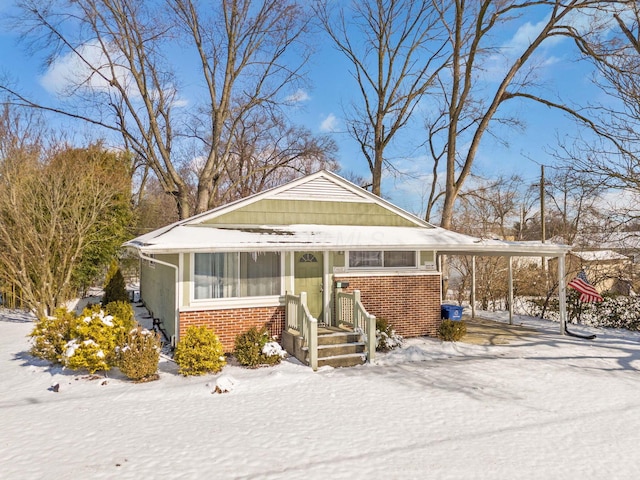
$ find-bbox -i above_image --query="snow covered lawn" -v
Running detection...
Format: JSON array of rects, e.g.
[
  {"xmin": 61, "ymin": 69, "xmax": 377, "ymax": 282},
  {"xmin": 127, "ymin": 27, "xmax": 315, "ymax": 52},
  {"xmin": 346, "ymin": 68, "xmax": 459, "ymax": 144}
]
[{"xmin": 2, "ymin": 308, "xmax": 640, "ymax": 479}]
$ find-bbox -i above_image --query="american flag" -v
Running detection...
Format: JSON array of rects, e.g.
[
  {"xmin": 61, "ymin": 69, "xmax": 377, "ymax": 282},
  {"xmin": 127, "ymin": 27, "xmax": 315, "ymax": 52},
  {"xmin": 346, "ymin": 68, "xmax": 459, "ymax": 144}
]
[{"xmin": 568, "ymin": 270, "xmax": 603, "ymax": 303}]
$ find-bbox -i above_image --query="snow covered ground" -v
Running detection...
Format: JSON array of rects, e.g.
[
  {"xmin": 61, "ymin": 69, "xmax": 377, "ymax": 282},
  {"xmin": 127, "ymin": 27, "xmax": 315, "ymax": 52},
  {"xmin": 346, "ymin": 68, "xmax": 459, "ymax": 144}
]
[{"xmin": 2, "ymin": 306, "xmax": 640, "ymax": 480}]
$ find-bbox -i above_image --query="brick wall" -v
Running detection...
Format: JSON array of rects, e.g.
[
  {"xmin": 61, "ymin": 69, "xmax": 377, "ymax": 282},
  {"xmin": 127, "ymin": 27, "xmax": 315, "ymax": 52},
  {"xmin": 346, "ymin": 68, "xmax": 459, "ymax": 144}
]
[
  {"xmin": 336, "ymin": 274, "xmax": 441, "ymax": 337},
  {"xmin": 179, "ymin": 306, "xmax": 285, "ymax": 352}
]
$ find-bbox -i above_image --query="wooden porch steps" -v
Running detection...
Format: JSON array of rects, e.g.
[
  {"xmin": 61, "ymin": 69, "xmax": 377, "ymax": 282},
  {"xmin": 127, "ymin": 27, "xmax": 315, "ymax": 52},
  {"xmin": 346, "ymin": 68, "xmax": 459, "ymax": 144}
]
[
  {"xmin": 306, "ymin": 331, "xmax": 366, "ymax": 368},
  {"xmin": 282, "ymin": 328, "xmax": 367, "ymax": 369}
]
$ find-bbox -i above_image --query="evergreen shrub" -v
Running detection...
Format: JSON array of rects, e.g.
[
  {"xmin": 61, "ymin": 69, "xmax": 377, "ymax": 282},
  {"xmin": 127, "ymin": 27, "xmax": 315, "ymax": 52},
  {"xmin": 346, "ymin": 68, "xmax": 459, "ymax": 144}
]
[
  {"xmin": 29, "ymin": 308, "xmax": 77, "ymax": 363},
  {"xmin": 62, "ymin": 306, "xmax": 134, "ymax": 373},
  {"xmin": 104, "ymin": 301, "xmax": 136, "ymax": 346},
  {"xmin": 117, "ymin": 327, "xmax": 161, "ymax": 381},
  {"xmin": 173, "ymin": 326, "xmax": 226, "ymax": 375},
  {"xmin": 437, "ymin": 319, "xmax": 467, "ymax": 342},
  {"xmin": 375, "ymin": 318, "xmax": 404, "ymax": 352},
  {"xmin": 103, "ymin": 265, "xmax": 129, "ymax": 305},
  {"xmin": 234, "ymin": 327, "xmax": 284, "ymax": 367},
  {"xmin": 30, "ymin": 303, "xmax": 137, "ymax": 374},
  {"xmin": 528, "ymin": 294, "xmax": 640, "ymax": 331}
]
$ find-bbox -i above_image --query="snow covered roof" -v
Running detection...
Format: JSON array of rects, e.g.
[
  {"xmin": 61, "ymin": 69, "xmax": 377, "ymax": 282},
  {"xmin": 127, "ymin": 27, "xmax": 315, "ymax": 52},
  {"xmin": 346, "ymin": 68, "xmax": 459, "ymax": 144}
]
[
  {"xmin": 563, "ymin": 231, "xmax": 640, "ymax": 251},
  {"xmin": 125, "ymin": 170, "xmax": 570, "ymax": 257},
  {"xmin": 571, "ymin": 250, "xmax": 630, "ymax": 262},
  {"xmin": 126, "ymin": 223, "xmax": 570, "ymax": 256}
]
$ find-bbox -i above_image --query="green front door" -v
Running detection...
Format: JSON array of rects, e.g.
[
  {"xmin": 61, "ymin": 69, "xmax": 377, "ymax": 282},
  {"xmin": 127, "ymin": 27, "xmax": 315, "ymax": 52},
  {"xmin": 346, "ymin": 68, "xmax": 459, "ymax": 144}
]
[{"xmin": 294, "ymin": 251, "xmax": 323, "ymax": 320}]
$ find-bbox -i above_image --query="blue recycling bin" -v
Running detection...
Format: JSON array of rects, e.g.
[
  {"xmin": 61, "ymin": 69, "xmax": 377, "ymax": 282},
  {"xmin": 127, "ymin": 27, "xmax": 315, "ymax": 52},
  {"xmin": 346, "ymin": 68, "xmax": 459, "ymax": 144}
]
[{"xmin": 441, "ymin": 304, "xmax": 463, "ymax": 320}]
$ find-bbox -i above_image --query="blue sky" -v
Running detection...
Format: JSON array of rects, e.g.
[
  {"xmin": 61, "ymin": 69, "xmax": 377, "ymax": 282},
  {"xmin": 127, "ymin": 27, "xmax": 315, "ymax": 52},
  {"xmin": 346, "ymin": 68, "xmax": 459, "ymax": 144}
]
[{"xmin": 0, "ymin": 1, "xmax": 606, "ymax": 218}]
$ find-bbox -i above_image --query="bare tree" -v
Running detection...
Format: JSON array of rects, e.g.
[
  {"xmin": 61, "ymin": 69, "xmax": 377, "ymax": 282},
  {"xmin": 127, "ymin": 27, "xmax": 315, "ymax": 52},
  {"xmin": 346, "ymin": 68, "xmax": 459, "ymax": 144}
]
[
  {"xmin": 429, "ymin": 0, "xmax": 606, "ymax": 229},
  {"xmin": 445, "ymin": 175, "xmax": 548, "ymax": 310},
  {"xmin": 316, "ymin": 0, "xmax": 449, "ymax": 196},
  {"xmin": 2, "ymin": 0, "xmax": 326, "ymax": 219},
  {"xmin": 453, "ymin": 175, "xmax": 523, "ymax": 239},
  {"xmin": 216, "ymin": 112, "xmax": 338, "ymax": 204},
  {"xmin": 542, "ymin": 167, "xmax": 605, "ymax": 244},
  {"xmin": 557, "ymin": 3, "xmax": 640, "ymax": 199}
]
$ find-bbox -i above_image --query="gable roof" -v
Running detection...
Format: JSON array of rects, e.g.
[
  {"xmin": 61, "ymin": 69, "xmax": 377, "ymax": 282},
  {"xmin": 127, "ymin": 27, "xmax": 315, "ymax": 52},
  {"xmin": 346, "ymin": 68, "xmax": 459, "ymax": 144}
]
[
  {"xmin": 186, "ymin": 170, "xmax": 432, "ymax": 228},
  {"xmin": 125, "ymin": 170, "xmax": 571, "ymax": 257}
]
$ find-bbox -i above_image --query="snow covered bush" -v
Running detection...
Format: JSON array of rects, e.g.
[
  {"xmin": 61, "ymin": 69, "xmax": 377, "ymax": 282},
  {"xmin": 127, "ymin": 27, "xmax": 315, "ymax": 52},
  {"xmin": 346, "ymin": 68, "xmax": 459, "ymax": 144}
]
[
  {"xmin": 174, "ymin": 326, "xmax": 226, "ymax": 375},
  {"xmin": 527, "ymin": 294, "xmax": 640, "ymax": 331},
  {"xmin": 29, "ymin": 308, "xmax": 77, "ymax": 363},
  {"xmin": 233, "ymin": 327, "xmax": 284, "ymax": 367},
  {"xmin": 30, "ymin": 303, "xmax": 136, "ymax": 374},
  {"xmin": 62, "ymin": 305, "xmax": 136, "ymax": 373},
  {"xmin": 590, "ymin": 296, "xmax": 640, "ymax": 330},
  {"xmin": 116, "ymin": 327, "xmax": 161, "ymax": 382},
  {"xmin": 375, "ymin": 318, "xmax": 403, "ymax": 352},
  {"xmin": 103, "ymin": 301, "xmax": 136, "ymax": 346},
  {"xmin": 437, "ymin": 319, "xmax": 467, "ymax": 342}
]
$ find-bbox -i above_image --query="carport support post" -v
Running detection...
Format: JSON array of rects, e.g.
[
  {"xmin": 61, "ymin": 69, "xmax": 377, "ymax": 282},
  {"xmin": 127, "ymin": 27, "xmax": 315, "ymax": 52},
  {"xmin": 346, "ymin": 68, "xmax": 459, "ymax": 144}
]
[
  {"xmin": 471, "ymin": 256, "xmax": 476, "ymax": 319},
  {"xmin": 558, "ymin": 254, "xmax": 567, "ymax": 335},
  {"xmin": 508, "ymin": 256, "xmax": 514, "ymax": 325}
]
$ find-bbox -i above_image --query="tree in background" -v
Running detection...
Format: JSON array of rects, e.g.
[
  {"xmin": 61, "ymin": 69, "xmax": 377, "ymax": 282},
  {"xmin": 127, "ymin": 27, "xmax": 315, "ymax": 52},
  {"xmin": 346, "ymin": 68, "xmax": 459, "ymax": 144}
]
[
  {"xmin": 316, "ymin": 0, "xmax": 447, "ymax": 196},
  {"xmin": 447, "ymin": 175, "xmax": 526, "ymax": 308},
  {"xmin": 0, "ymin": 108, "xmax": 133, "ymax": 316},
  {"xmin": 3, "ymin": 0, "xmax": 334, "ymax": 219},
  {"xmin": 66, "ymin": 146, "xmax": 134, "ymax": 296},
  {"xmin": 316, "ymin": 0, "xmax": 614, "ymax": 227},
  {"xmin": 425, "ymin": 0, "xmax": 612, "ymax": 228},
  {"xmin": 211, "ymin": 111, "xmax": 338, "ymax": 206},
  {"xmin": 556, "ymin": 2, "xmax": 640, "ymax": 219}
]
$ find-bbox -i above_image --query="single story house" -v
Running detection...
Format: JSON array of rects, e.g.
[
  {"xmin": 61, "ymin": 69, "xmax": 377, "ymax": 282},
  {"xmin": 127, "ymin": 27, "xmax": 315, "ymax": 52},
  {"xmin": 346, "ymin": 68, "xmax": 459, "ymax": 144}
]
[{"xmin": 125, "ymin": 170, "xmax": 572, "ymax": 368}]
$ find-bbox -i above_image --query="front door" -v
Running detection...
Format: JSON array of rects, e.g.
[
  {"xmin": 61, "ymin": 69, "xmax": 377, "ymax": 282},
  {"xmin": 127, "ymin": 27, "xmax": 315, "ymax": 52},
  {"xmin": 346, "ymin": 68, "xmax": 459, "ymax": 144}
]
[{"xmin": 294, "ymin": 251, "xmax": 324, "ymax": 321}]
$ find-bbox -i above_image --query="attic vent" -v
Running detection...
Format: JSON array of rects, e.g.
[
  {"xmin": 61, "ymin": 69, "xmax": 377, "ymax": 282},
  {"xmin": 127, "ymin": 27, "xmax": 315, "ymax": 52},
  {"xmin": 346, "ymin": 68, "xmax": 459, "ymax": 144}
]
[{"xmin": 274, "ymin": 177, "xmax": 371, "ymax": 202}]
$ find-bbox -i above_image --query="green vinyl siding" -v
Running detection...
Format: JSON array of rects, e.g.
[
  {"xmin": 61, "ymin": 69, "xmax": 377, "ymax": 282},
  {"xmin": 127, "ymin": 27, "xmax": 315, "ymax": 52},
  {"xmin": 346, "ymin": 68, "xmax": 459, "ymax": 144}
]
[
  {"xmin": 140, "ymin": 254, "xmax": 178, "ymax": 340},
  {"xmin": 202, "ymin": 199, "xmax": 419, "ymax": 227}
]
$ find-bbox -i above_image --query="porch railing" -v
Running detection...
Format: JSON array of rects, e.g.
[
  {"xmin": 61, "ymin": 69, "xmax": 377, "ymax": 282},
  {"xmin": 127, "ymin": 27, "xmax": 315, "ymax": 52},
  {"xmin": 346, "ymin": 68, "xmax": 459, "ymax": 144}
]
[
  {"xmin": 335, "ymin": 289, "xmax": 376, "ymax": 362},
  {"xmin": 285, "ymin": 292, "xmax": 318, "ymax": 370}
]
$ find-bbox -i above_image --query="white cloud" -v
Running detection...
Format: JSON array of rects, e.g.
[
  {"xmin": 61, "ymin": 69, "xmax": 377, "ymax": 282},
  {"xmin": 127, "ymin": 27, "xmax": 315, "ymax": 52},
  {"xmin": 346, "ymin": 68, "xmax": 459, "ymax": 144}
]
[
  {"xmin": 320, "ymin": 113, "xmax": 338, "ymax": 132},
  {"xmin": 286, "ymin": 89, "xmax": 310, "ymax": 103},
  {"xmin": 504, "ymin": 16, "xmax": 563, "ymax": 54},
  {"xmin": 40, "ymin": 40, "xmax": 136, "ymax": 97},
  {"xmin": 39, "ymin": 39, "xmax": 187, "ymax": 109},
  {"xmin": 476, "ymin": 15, "xmax": 568, "ymax": 83}
]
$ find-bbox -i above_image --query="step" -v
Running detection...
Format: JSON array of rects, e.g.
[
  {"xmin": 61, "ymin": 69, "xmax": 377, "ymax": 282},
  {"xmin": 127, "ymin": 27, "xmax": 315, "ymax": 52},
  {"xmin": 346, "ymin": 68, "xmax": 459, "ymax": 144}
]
[
  {"xmin": 306, "ymin": 342, "xmax": 366, "ymax": 358},
  {"xmin": 317, "ymin": 331, "xmax": 362, "ymax": 346},
  {"xmin": 317, "ymin": 353, "xmax": 366, "ymax": 368}
]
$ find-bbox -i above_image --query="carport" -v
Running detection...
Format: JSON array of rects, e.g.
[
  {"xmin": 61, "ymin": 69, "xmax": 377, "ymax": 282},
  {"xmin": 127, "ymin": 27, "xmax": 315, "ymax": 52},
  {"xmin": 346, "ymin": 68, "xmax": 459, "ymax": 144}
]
[{"xmin": 436, "ymin": 239, "xmax": 572, "ymax": 335}]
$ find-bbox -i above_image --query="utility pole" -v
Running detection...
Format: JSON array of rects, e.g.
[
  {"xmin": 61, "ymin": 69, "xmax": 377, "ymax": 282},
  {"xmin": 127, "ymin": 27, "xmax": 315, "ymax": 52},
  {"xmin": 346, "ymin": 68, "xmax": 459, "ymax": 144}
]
[
  {"xmin": 540, "ymin": 165, "xmax": 546, "ymax": 245},
  {"xmin": 540, "ymin": 165, "xmax": 546, "ymax": 272}
]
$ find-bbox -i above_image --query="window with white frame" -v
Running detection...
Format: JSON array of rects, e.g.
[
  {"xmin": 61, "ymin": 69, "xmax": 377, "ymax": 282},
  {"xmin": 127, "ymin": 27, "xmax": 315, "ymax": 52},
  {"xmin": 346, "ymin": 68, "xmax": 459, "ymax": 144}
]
[
  {"xmin": 348, "ymin": 251, "xmax": 416, "ymax": 269},
  {"xmin": 194, "ymin": 252, "xmax": 281, "ymax": 300}
]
